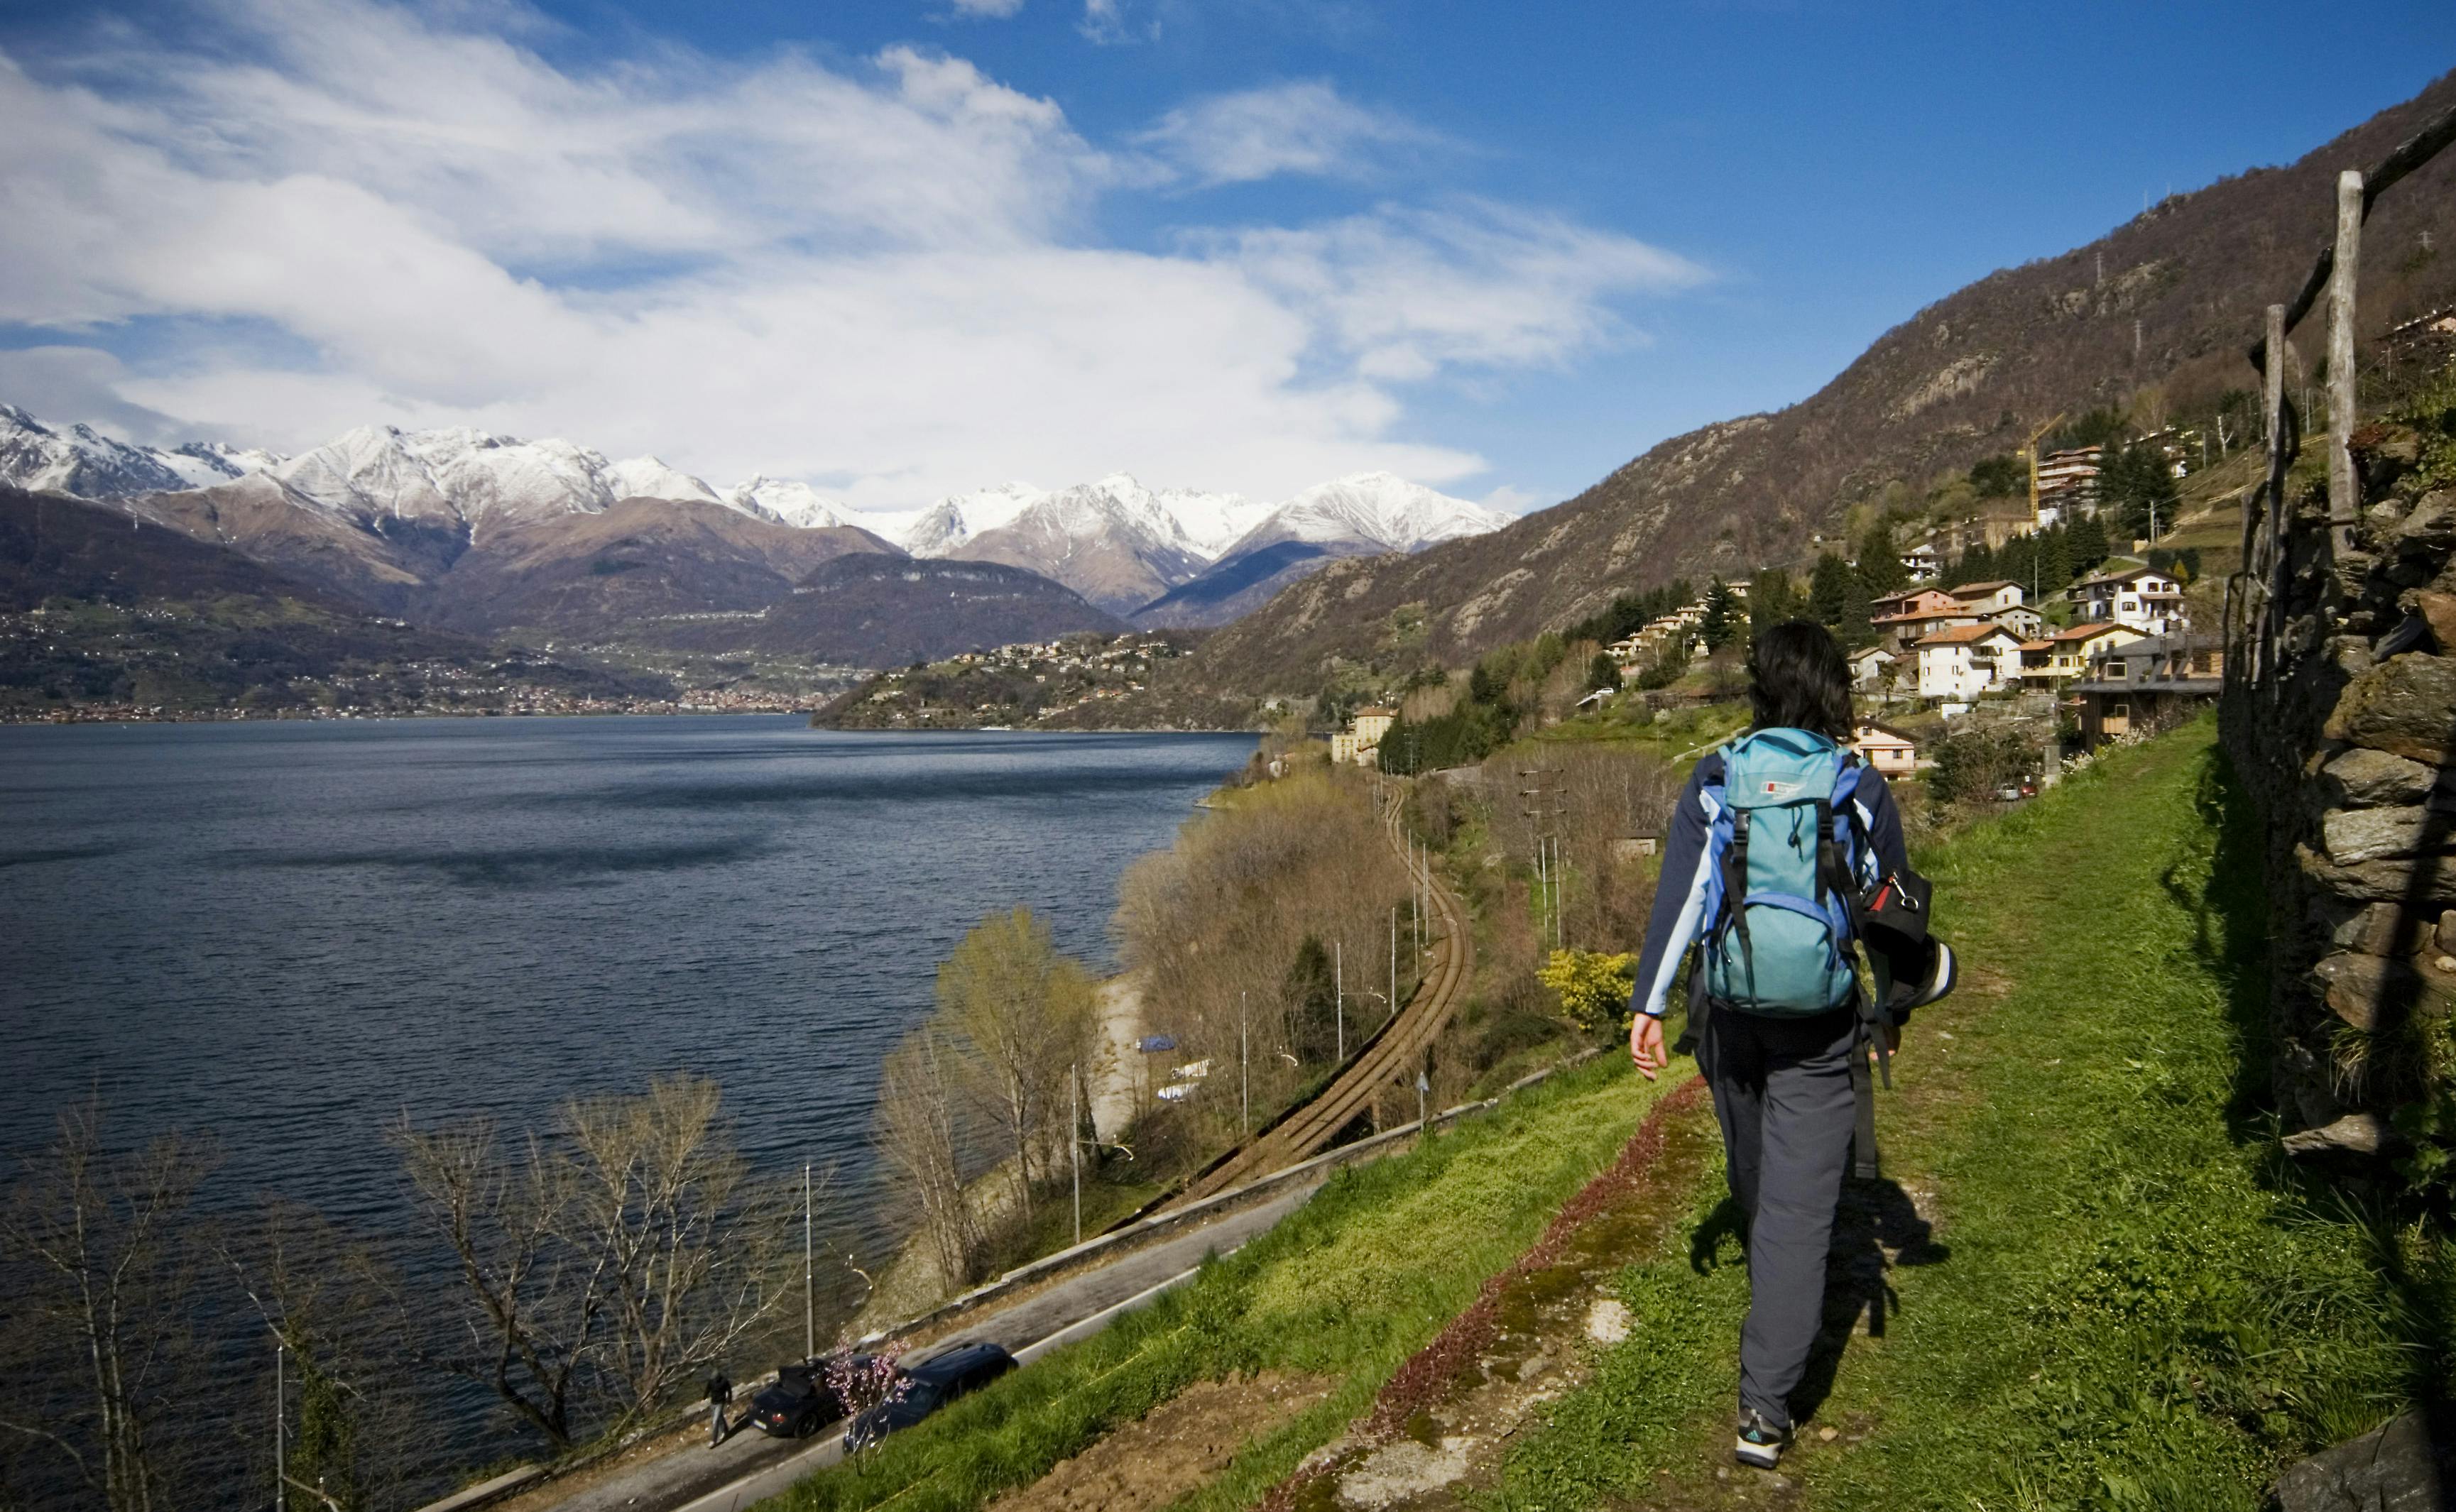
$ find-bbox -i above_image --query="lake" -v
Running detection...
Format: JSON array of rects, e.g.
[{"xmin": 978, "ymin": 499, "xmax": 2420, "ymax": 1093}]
[{"xmin": 0, "ymin": 716, "xmax": 1254, "ymax": 1243}]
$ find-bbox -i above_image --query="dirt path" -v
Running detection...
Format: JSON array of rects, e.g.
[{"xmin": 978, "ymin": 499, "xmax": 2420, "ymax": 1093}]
[
  {"xmin": 1252, "ymin": 1077, "xmax": 1718, "ymax": 1511},
  {"xmin": 987, "ymin": 1375, "xmax": 1333, "ymax": 1512}
]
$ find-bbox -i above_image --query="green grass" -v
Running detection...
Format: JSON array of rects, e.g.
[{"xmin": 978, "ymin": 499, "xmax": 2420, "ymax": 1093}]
[
  {"xmin": 772, "ymin": 1055, "xmax": 1690, "ymax": 1512},
  {"xmin": 1487, "ymin": 719, "xmax": 2453, "ymax": 1509}
]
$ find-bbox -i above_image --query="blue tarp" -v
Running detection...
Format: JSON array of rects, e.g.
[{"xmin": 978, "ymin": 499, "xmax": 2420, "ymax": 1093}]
[{"xmin": 1137, "ymin": 1034, "xmax": 1178, "ymax": 1053}]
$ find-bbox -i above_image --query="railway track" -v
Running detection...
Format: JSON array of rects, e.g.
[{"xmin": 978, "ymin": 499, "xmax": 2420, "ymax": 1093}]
[{"xmin": 1160, "ymin": 782, "xmax": 1474, "ymax": 1210}]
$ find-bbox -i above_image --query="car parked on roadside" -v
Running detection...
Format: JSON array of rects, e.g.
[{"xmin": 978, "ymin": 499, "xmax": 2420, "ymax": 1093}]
[
  {"xmin": 747, "ymin": 1356, "xmax": 870, "ymax": 1439},
  {"xmin": 841, "ymin": 1342, "xmax": 1015, "ymax": 1451}
]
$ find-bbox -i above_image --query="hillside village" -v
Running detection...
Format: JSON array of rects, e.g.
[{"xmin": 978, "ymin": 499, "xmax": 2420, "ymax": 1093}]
[{"xmin": 1314, "ymin": 429, "xmax": 2230, "ymax": 780}]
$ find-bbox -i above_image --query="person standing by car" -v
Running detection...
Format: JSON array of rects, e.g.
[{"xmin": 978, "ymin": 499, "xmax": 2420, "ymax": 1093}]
[
  {"xmin": 1625, "ymin": 619, "xmax": 1933, "ymax": 1472},
  {"xmin": 706, "ymin": 1370, "xmax": 733, "ymax": 1447}
]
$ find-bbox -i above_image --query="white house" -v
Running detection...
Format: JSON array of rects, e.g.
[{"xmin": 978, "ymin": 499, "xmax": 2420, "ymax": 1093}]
[
  {"xmin": 1915, "ymin": 623, "xmax": 2024, "ymax": 701},
  {"xmin": 1948, "ymin": 580, "xmax": 2026, "ymax": 615},
  {"xmin": 1850, "ymin": 722, "xmax": 1919, "ymax": 777},
  {"xmin": 1978, "ymin": 603, "xmax": 2046, "ymax": 639},
  {"xmin": 1847, "ymin": 646, "xmax": 1896, "ymax": 690},
  {"xmin": 2073, "ymin": 566, "xmax": 2187, "ymax": 633}
]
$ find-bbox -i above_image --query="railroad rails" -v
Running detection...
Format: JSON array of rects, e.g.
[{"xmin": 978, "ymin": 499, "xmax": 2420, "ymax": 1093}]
[{"xmin": 1159, "ymin": 783, "xmax": 1474, "ymax": 1211}]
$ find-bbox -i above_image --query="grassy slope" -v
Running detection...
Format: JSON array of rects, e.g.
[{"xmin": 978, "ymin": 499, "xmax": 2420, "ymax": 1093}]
[
  {"xmin": 773, "ymin": 1058, "xmax": 1688, "ymax": 1512},
  {"xmin": 1492, "ymin": 720, "xmax": 2450, "ymax": 1510}
]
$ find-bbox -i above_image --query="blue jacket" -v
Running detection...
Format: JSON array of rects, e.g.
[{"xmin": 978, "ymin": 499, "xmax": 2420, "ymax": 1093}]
[{"xmin": 1628, "ymin": 740, "xmax": 1911, "ymax": 1020}]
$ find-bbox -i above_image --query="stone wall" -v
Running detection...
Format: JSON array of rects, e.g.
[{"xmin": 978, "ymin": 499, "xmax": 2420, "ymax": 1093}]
[{"xmin": 2222, "ymin": 414, "xmax": 2456, "ymax": 1166}]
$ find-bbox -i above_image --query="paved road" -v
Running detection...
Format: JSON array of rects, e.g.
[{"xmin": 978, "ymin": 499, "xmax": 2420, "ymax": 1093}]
[{"xmin": 537, "ymin": 1179, "xmax": 1323, "ymax": 1512}]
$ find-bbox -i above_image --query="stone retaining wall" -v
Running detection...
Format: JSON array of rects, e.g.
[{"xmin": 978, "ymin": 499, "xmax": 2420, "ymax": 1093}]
[{"xmin": 2222, "ymin": 416, "xmax": 2456, "ymax": 1163}]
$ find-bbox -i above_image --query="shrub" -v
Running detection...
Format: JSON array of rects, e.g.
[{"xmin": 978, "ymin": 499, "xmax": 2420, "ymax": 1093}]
[{"xmin": 1537, "ymin": 949, "xmax": 1637, "ymax": 1030}]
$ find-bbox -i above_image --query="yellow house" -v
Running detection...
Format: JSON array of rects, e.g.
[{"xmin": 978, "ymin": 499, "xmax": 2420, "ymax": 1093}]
[{"xmin": 1331, "ymin": 706, "xmax": 1395, "ymax": 765}]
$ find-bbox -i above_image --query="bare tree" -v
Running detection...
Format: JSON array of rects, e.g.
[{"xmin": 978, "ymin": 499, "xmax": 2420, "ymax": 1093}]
[
  {"xmin": 558, "ymin": 1076, "xmax": 784, "ymax": 1432},
  {"xmin": 393, "ymin": 1077, "xmax": 787, "ymax": 1452},
  {"xmin": 873, "ymin": 1026, "xmax": 981, "ymax": 1292},
  {"xmin": 937, "ymin": 907, "xmax": 1096, "ymax": 1214},
  {"xmin": 0, "ymin": 1098, "xmax": 215, "ymax": 1512},
  {"xmin": 223, "ymin": 1203, "xmax": 434, "ymax": 1512},
  {"xmin": 391, "ymin": 1115, "xmax": 604, "ymax": 1451},
  {"xmin": 1115, "ymin": 766, "xmax": 1410, "ymax": 1146}
]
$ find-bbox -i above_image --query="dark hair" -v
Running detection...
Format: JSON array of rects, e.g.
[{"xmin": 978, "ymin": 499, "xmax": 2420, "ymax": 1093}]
[{"xmin": 1747, "ymin": 619, "xmax": 1853, "ymax": 738}]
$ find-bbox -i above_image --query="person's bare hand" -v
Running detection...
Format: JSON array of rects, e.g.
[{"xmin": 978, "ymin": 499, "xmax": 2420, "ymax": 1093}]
[{"xmin": 1629, "ymin": 1012, "xmax": 1666, "ymax": 1081}]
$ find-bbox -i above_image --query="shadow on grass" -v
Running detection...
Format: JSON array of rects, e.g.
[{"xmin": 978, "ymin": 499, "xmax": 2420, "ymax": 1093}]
[
  {"xmin": 1683, "ymin": 1176, "xmax": 1949, "ymax": 1430},
  {"xmin": 1793, "ymin": 1176, "xmax": 1949, "ymax": 1425},
  {"xmin": 2160, "ymin": 745, "xmax": 2278, "ymax": 1139},
  {"xmin": 2185, "ymin": 741, "xmax": 2456, "ymax": 1461}
]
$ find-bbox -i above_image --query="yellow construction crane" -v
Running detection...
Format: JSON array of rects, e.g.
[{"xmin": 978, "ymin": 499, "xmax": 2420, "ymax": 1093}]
[{"xmin": 2019, "ymin": 412, "xmax": 2068, "ymax": 524}]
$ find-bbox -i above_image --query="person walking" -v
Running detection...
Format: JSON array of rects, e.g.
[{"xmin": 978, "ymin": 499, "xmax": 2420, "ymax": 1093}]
[
  {"xmin": 1625, "ymin": 619, "xmax": 1933, "ymax": 1472},
  {"xmin": 706, "ymin": 1369, "xmax": 733, "ymax": 1447}
]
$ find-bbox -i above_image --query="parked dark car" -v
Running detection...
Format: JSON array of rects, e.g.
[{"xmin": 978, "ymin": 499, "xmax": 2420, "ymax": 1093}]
[
  {"xmin": 746, "ymin": 1357, "xmax": 868, "ymax": 1439},
  {"xmin": 841, "ymin": 1342, "xmax": 1015, "ymax": 1451}
]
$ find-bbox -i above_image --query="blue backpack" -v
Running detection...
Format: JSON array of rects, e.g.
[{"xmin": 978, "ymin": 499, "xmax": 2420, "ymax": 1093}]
[{"xmin": 1698, "ymin": 728, "xmax": 1873, "ymax": 1015}]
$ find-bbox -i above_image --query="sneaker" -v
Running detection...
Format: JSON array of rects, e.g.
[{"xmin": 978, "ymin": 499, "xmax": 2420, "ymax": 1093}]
[{"xmin": 1735, "ymin": 1409, "xmax": 1790, "ymax": 1469}]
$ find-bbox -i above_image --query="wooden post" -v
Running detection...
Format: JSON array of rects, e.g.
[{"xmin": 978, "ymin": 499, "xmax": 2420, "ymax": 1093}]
[
  {"xmin": 2327, "ymin": 169, "xmax": 2363, "ymax": 560},
  {"xmin": 2257, "ymin": 302, "xmax": 2289, "ymax": 684}
]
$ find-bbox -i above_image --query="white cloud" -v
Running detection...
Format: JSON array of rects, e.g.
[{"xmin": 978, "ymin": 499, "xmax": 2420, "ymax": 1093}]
[
  {"xmin": 1479, "ymin": 484, "xmax": 1543, "ymax": 515},
  {"xmin": 946, "ymin": 0, "xmax": 1026, "ymax": 15},
  {"xmin": 1079, "ymin": 0, "xmax": 1155, "ymax": 45},
  {"xmin": 1139, "ymin": 80, "xmax": 1434, "ymax": 186},
  {"xmin": 1216, "ymin": 201, "xmax": 1710, "ymax": 383},
  {"xmin": 0, "ymin": 1, "xmax": 1703, "ymax": 508}
]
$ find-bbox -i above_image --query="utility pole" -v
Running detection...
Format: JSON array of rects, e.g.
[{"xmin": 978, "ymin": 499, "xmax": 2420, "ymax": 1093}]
[
  {"xmin": 1390, "ymin": 908, "xmax": 1398, "ymax": 1018},
  {"xmin": 1240, "ymin": 992, "xmax": 1250, "ymax": 1134},
  {"xmin": 1069, "ymin": 1065, "xmax": 1081, "ymax": 1248},
  {"xmin": 1412, "ymin": 838, "xmax": 1423, "ymax": 967},
  {"xmin": 802, "ymin": 1163, "xmax": 814, "ymax": 1359},
  {"xmin": 274, "ymin": 1341, "xmax": 286, "ymax": 1512},
  {"xmin": 1518, "ymin": 766, "xmax": 1566, "ymax": 949},
  {"xmin": 1334, "ymin": 938, "xmax": 1344, "ymax": 1062}
]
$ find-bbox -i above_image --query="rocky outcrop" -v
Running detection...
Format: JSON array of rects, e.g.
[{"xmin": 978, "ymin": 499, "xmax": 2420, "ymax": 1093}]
[{"xmin": 2223, "ymin": 414, "xmax": 2456, "ymax": 1161}]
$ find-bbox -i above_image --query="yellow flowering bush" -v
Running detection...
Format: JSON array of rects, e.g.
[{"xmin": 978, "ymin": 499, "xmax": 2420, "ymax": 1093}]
[{"xmin": 1537, "ymin": 948, "xmax": 1637, "ymax": 1030}]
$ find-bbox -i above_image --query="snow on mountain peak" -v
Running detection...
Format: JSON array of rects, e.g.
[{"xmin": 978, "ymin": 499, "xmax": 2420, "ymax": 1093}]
[
  {"xmin": 1243, "ymin": 472, "xmax": 1511, "ymax": 555},
  {"xmin": 900, "ymin": 481, "xmax": 1046, "ymax": 557},
  {"xmin": 724, "ymin": 475, "xmax": 851, "ymax": 530},
  {"xmin": 606, "ymin": 455, "xmax": 721, "ymax": 507}
]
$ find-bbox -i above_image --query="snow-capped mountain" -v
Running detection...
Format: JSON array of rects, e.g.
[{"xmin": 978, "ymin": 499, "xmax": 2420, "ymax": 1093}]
[
  {"xmin": 606, "ymin": 455, "xmax": 724, "ymax": 507},
  {"xmin": 1, "ymin": 400, "xmax": 1514, "ymax": 630},
  {"xmin": 938, "ymin": 475, "xmax": 1213, "ymax": 615},
  {"xmin": 724, "ymin": 476, "xmax": 851, "ymax": 530},
  {"xmin": 1220, "ymin": 473, "xmax": 1513, "ymax": 559},
  {"xmin": 899, "ymin": 481, "xmax": 1048, "ymax": 558},
  {"xmin": 0, "ymin": 404, "xmax": 249, "ymax": 498}
]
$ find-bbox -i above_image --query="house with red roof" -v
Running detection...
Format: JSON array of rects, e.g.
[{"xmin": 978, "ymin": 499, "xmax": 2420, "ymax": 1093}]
[{"xmin": 1915, "ymin": 623, "xmax": 2024, "ymax": 701}]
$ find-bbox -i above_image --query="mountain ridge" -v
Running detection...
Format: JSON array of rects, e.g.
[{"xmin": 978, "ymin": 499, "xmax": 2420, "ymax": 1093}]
[{"xmin": 1160, "ymin": 69, "xmax": 2456, "ymax": 698}]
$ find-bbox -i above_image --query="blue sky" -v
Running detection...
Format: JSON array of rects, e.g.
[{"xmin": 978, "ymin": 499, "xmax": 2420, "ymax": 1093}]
[{"xmin": 0, "ymin": 0, "xmax": 2448, "ymax": 516}]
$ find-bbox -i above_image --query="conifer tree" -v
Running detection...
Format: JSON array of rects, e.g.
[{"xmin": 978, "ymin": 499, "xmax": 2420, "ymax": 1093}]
[
  {"xmin": 1953, "ymin": 541, "xmax": 1997, "ymax": 588},
  {"xmin": 2068, "ymin": 512, "xmax": 2110, "ymax": 574},
  {"xmin": 1808, "ymin": 552, "xmax": 1853, "ymax": 630},
  {"xmin": 2037, "ymin": 525, "xmax": 2074, "ymax": 595},
  {"xmin": 1699, "ymin": 578, "xmax": 1739, "ymax": 650},
  {"xmin": 1838, "ymin": 566, "xmax": 1875, "ymax": 647},
  {"xmin": 1747, "ymin": 567, "xmax": 1798, "ymax": 640},
  {"xmin": 1856, "ymin": 520, "xmax": 1909, "ymax": 596}
]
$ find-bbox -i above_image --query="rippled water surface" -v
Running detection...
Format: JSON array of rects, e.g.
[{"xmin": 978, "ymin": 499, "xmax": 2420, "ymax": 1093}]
[{"xmin": 0, "ymin": 716, "xmax": 1252, "ymax": 1237}]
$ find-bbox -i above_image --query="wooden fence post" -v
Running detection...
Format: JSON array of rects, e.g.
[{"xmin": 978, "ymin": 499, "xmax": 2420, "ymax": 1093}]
[
  {"xmin": 2257, "ymin": 302, "xmax": 2288, "ymax": 684},
  {"xmin": 2327, "ymin": 169, "xmax": 2363, "ymax": 560}
]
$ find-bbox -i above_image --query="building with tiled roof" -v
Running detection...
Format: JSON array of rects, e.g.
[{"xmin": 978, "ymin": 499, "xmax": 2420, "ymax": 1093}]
[{"xmin": 1914, "ymin": 623, "xmax": 2024, "ymax": 701}]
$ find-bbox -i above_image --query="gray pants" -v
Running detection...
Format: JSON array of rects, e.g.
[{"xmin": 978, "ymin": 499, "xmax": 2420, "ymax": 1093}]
[{"xmin": 1698, "ymin": 1001, "xmax": 1858, "ymax": 1430}]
